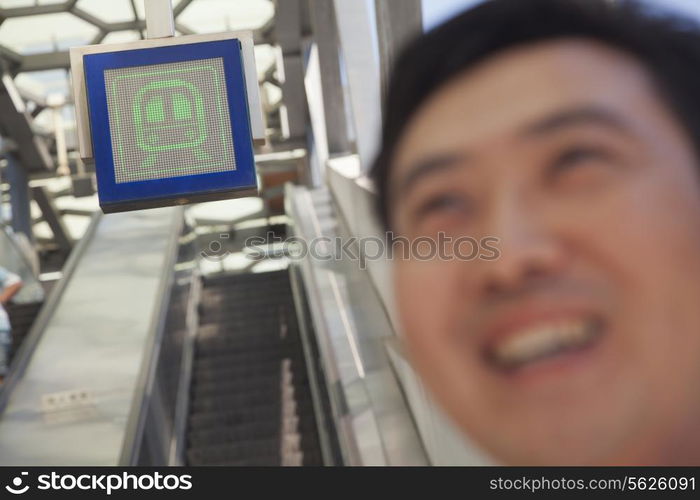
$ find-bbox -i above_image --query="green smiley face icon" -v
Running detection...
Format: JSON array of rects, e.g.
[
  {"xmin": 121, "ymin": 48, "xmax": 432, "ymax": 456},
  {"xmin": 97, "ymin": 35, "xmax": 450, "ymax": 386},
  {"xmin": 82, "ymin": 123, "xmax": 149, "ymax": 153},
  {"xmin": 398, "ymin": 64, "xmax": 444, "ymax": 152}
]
[
  {"xmin": 106, "ymin": 58, "xmax": 235, "ymax": 183},
  {"xmin": 133, "ymin": 78, "xmax": 207, "ymax": 153}
]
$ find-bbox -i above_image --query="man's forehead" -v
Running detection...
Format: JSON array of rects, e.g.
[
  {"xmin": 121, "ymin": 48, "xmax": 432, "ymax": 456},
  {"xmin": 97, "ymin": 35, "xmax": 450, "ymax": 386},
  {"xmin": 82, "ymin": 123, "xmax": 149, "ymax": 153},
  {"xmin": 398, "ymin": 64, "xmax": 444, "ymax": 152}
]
[{"xmin": 392, "ymin": 38, "xmax": 659, "ymax": 173}]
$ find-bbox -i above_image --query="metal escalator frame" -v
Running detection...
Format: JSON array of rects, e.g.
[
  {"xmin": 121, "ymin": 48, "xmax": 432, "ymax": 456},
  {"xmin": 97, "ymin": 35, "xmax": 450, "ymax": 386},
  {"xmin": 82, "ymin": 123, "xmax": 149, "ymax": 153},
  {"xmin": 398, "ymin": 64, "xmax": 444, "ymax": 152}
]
[
  {"xmin": 288, "ymin": 263, "xmax": 344, "ymax": 466},
  {"xmin": 170, "ymin": 267, "xmax": 202, "ymax": 465},
  {"xmin": 286, "ymin": 183, "xmax": 430, "ymax": 465},
  {"xmin": 119, "ymin": 207, "xmax": 200, "ymax": 466},
  {"xmin": 0, "ymin": 211, "xmax": 102, "ymax": 412}
]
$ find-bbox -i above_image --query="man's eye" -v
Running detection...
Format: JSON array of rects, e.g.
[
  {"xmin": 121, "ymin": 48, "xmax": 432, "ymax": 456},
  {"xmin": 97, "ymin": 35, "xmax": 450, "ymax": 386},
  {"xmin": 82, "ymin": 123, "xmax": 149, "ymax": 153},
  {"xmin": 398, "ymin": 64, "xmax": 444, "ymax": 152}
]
[
  {"xmin": 549, "ymin": 147, "xmax": 611, "ymax": 175},
  {"xmin": 415, "ymin": 194, "xmax": 471, "ymax": 219}
]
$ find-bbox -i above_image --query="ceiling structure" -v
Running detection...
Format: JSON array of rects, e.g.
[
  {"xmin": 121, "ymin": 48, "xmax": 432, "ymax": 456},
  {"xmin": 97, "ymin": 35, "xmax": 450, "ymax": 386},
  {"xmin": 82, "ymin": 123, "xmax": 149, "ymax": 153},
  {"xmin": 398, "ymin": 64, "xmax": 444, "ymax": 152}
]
[
  {"xmin": 0, "ymin": 0, "xmax": 301, "ymax": 262},
  {"xmin": 0, "ymin": 0, "xmax": 279, "ymax": 131}
]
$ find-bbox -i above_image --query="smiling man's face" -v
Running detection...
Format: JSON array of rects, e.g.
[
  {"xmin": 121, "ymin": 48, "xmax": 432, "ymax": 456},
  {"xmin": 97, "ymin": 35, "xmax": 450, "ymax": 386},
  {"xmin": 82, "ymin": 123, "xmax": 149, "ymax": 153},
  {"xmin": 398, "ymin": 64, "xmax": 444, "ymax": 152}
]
[{"xmin": 389, "ymin": 39, "xmax": 700, "ymax": 465}]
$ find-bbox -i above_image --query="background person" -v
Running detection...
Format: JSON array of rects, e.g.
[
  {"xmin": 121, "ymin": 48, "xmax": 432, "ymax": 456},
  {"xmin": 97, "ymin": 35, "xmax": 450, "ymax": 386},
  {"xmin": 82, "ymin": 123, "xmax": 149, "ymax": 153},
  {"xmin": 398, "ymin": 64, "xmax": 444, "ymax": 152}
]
[{"xmin": 0, "ymin": 266, "xmax": 23, "ymax": 384}]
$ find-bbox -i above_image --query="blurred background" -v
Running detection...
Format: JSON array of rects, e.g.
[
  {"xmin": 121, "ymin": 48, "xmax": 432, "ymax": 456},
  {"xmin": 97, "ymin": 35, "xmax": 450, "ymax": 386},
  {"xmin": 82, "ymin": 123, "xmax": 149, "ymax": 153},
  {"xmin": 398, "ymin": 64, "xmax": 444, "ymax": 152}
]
[{"xmin": 0, "ymin": 0, "xmax": 695, "ymax": 466}]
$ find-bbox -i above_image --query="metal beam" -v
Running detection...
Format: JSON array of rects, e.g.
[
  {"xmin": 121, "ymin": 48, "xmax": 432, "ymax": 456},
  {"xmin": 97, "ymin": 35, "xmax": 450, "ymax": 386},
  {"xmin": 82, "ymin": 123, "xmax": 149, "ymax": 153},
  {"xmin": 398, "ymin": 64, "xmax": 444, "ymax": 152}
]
[
  {"xmin": 127, "ymin": 0, "xmax": 145, "ymax": 39},
  {"xmin": 91, "ymin": 30, "xmax": 108, "ymax": 46},
  {"xmin": 0, "ymin": 46, "xmax": 21, "ymax": 65},
  {"xmin": 71, "ymin": 7, "xmax": 110, "ymax": 32},
  {"xmin": 274, "ymin": 0, "xmax": 307, "ymax": 140},
  {"xmin": 309, "ymin": 0, "xmax": 351, "ymax": 155},
  {"xmin": 19, "ymin": 51, "xmax": 70, "ymax": 72},
  {"xmin": 174, "ymin": 22, "xmax": 195, "ymax": 36},
  {"xmin": 280, "ymin": 55, "xmax": 307, "ymax": 140},
  {"xmin": 108, "ymin": 19, "xmax": 148, "ymax": 32},
  {"xmin": 274, "ymin": 0, "xmax": 302, "ymax": 52},
  {"xmin": 0, "ymin": 75, "xmax": 54, "ymax": 172},
  {"xmin": 255, "ymin": 16, "xmax": 275, "ymax": 45},
  {"xmin": 4, "ymin": 153, "xmax": 34, "ymax": 245},
  {"xmin": 0, "ymin": 2, "xmax": 276, "ymax": 72},
  {"xmin": 31, "ymin": 185, "xmax": 73, "ymax": 253},
  {"xmin": 0, "ymin": 1, "xmax": 74, "ymax": 18},
  {"xmin": 374, "ymin": 0, "xmax": 422, "ymax": 102},
  {"xmin": 333, "ymin": 0, "xmax": 383, "ymax": 169},
  {"xmin": 173, "ymin": 0, "xmax": 195, "ymax": 17}
]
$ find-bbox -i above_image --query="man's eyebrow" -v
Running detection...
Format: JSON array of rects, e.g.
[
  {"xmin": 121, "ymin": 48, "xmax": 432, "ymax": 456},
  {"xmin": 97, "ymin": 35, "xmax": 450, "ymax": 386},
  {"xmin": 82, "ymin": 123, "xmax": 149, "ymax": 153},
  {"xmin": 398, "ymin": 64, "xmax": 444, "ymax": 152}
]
[
  {"xmin": 394, "ymin": 152, "xmax": 469, "ymax": 198},
  {"xmin": 522, "ymin": 106, "xmax": 632, "ymax": 137},
  {"xmin": 392, "ymin": 107, "xmax": 628, "ymax": 198}
]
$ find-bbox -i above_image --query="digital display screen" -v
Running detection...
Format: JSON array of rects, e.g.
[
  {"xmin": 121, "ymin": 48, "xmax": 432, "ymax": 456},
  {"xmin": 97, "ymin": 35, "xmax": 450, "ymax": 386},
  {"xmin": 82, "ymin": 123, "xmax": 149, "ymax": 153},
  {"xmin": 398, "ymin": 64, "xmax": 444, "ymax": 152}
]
[
  {"xmin": 82, "ymin": 38, "xmax": 257, "ymax": 213},
  {"xmin": 104, "ymin": 57, "xmax": 237, "ymax": 184}
]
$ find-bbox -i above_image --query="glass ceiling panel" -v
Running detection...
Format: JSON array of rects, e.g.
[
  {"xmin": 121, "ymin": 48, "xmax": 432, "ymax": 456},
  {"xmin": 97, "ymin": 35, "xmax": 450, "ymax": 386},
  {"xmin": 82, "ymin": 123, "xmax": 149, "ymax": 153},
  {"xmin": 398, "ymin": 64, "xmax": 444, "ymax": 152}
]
[
  {"xmin": 0, "ymin": 12, "xmax": 99, "ymax": 55},
  {"xmin": 177, "ymin": 0, "xmax": 273, "ymax": 33},
  {"xmin": 0, "ymin": 0, "xmax": 276, "ymax": 139},
  {"xmin": 76, "ymin": 0, "xmax": 136, "ymax": 24},
  {"xmin": 0, "ymin": 0, "xmax": 64, "ymax": 7},
  {"xmin": 15, "ymin": 69, "xmax": 69, "ymax": 99},
  {"xmin": 102, "ymin": 30, "xmax": 142, "ymax": 45}
]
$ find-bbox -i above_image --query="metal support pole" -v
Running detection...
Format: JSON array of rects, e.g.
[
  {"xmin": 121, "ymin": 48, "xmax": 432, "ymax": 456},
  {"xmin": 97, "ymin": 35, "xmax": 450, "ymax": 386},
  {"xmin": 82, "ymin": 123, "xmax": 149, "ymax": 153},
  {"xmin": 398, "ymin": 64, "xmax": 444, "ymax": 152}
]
[
  {"xmin": 309, "ymin": 0, "xmax": 351, "ymax": 156},
  {"xmin": 4, "ymin": 152, "xmax": 34, "ymax": 245},
  {"xmin": 374, "ymin": 0, "xmax": 422, "ymax": 103},
  {"xmin": 275, "ymin": 0, "xmax": 308, "ymax": 141},
  {"xmin": 0, "ymin": 136, "xmax": 15, "ymax": 228},
  {"xmin": 144, "ymin": 0, "xmax": 175, "ymax": 39},
  {"xmin": 31, "ymin": 186, "xmax": 73, "ymax": 253},
  {"xmin": 47, "ymin": 93, "xmax": 70, "ymax": 176},
  {"xmin": 333, "ymin": 0, "xmax": 383, "ymax": 169}
]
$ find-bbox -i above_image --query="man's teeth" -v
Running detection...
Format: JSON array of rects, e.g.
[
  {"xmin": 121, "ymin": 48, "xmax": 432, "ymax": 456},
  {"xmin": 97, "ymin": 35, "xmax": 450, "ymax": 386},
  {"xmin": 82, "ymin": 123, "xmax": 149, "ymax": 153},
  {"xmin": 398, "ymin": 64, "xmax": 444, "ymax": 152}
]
[{"xmin": 489, "ymin": 319, "xmax": 601, "ymax": 370}]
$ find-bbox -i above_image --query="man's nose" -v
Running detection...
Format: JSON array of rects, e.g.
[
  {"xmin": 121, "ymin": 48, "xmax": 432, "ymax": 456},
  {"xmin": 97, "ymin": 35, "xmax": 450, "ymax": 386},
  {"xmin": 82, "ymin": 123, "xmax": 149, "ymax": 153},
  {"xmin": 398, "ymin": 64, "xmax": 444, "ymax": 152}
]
[{"xmin": 478, "ymin": 197, "xmax": 569, "ymax": 297}]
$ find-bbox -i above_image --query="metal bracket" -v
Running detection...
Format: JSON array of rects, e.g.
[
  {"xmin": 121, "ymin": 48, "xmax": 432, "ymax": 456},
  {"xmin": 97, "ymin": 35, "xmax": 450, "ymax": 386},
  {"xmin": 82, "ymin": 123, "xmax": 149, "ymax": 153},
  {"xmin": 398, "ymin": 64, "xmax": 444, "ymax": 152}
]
[{"xmin": 144, "ymin": 0, "xmax": 175, "ymax": 39}]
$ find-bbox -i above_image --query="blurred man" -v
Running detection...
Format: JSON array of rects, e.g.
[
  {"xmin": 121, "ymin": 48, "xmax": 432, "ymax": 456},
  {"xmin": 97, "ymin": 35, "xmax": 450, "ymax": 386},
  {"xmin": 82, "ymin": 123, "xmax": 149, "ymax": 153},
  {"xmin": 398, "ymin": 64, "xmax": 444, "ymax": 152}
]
[
  {"xmin": 0, "ymin": 266, "xmax": 22, "ymax": 384},
  {"xmin": 371, "ymin": 0, "xmax": 700, "ymax": 464}
]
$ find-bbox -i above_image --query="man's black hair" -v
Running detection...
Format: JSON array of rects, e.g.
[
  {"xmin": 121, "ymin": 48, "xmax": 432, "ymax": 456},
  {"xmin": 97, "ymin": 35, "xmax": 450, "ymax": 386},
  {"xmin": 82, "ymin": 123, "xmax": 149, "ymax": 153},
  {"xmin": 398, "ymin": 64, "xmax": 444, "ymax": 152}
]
[{"xmin": 370, "ymin": 0, "xmax": 700, "ymax": 230}]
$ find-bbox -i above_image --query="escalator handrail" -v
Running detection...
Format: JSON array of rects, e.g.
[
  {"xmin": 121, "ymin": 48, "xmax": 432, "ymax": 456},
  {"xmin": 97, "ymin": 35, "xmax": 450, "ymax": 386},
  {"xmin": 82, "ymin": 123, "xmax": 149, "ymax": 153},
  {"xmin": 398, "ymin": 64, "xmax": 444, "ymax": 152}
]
[
  {"xmin": 118, "ymin": 207, "xmax": 185, "ymax": 466},
  {"xmin": 0, "ymin": 211, "xmax": 103, "ymax": 414}
]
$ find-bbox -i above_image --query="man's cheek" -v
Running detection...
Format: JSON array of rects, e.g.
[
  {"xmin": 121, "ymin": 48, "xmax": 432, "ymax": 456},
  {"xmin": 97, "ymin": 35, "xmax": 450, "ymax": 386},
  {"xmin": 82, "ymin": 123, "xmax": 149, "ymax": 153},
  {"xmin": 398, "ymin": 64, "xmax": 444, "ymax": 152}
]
[
  {"xmin": 395, "ymin": 262, "xmax": 459, "ymax": 345},
  {"xmin": 396, "ymin": 261, "xmax": 452, "ymax": 309}
]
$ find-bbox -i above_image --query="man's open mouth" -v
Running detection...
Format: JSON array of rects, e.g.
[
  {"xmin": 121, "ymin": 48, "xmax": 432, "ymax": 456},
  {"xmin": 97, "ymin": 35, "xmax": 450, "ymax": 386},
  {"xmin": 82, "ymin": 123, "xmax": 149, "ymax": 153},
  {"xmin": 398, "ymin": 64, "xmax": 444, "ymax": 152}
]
[{"xmin": 485, "ymin": 317, "xmax": 604, "ymax": 373}]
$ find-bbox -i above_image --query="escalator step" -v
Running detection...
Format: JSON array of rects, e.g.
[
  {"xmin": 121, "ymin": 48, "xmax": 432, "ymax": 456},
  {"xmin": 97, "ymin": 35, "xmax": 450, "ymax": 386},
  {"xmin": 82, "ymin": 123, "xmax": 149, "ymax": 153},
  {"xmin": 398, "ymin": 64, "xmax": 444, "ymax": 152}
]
[
  {"xmin": 190, "ymin": 391, "xmax": 281, "ymax": 412},
  {"xmin": 192, "ymin": 371, "xmax": 308, "ymax": 396},
  {"xmin": 185, "ymin": 269, "xmax": 322, "ymax": 466},
  {"xmin": 194, "ymin": 348, "xmax": 298, "ymax": 366},
  {"xmin": 187, "ymin": 398, "xmax": 316, "ymax": 429},
  {"xmin": 188, "ymin": 418, "xmax": 319, "ymax": 447},
  {"xmin": 188, "ymin": 437, "xmax": 280, "ymax": 459},
  {"xmin": 192, "ymin": 357, "xmax": 303, "ymax": 379}
]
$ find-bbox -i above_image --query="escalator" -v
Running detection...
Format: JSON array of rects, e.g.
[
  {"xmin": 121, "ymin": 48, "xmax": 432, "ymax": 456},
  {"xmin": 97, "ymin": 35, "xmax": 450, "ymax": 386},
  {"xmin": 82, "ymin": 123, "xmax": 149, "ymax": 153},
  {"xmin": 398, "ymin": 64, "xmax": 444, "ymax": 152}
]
[
  {"xmin": 0, "ymin": 210, "xmax": 344, "ymax": 466},
  {"xmin": 6, "ymin": 301, "xmax": 43, "ymax": 359},
  {"xmin": 185, "ymin": 269, "xmax": 324, "ymax": 466}
]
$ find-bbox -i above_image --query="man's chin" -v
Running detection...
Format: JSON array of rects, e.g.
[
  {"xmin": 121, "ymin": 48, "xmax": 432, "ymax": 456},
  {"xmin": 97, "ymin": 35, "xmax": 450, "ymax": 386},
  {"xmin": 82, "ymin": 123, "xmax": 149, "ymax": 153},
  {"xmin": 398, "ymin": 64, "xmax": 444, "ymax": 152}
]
[{"xmin": 465, "ymin": 413, "xmax": 646, "ymax": 465}]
